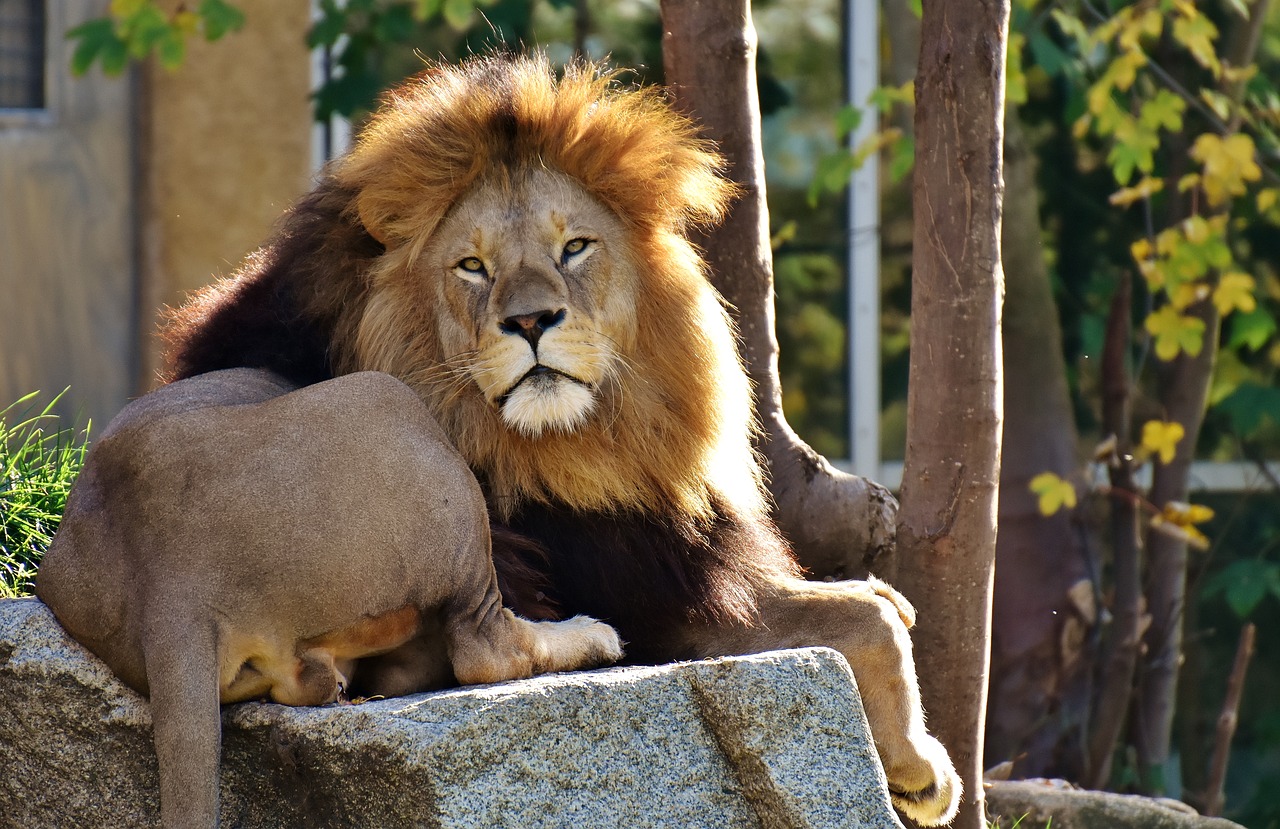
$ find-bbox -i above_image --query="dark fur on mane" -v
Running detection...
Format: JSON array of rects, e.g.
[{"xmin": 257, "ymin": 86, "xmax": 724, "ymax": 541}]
[
  {"xmin": 496, "ymin": 495, "xmax": 798, "ymax": 663},
  {"xmin": 161, "ymin": 182, "xmax": 380, "ymax": 386}
]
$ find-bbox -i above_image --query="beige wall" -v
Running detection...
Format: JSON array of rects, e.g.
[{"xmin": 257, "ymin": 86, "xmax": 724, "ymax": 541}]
[
  {"xmin": 0, "ymin": 1, "xmax": 314, "ymax": 428},
  {"xmin": 0, "ymin": 0, "xmax": 136, "ymax": 429},
  {"xmin": 137, "ymin": 0, "xmax": 315, "ymax": 387}
]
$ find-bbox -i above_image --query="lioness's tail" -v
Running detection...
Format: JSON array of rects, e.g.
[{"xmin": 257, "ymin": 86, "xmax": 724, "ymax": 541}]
[{"xmin": 142, "ymin": 609, "xmax": 223, "ymax": 829}]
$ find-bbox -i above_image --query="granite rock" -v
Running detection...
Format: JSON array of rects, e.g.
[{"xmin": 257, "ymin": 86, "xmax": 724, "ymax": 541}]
[{"xmin": 0, "ymin": 597, "xmax": 904, "ymax": 828}]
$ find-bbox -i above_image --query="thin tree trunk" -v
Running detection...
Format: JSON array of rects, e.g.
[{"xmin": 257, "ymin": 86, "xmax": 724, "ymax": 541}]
[
  {"xmin": 660, "ymin": 0, "xmax": 898, "ymax": 580},
  {"xmin": 988, "ymin": 105, "xmax": 1094, "ymax": 779},
  {"xmin": 893, "ymin": 0, "xmax": 1009, "ymax": 826},
  {"xmin": 1135, "ymin": 0, "xmax": 1270, "ymax": 792},
  {"xmin": 1137, "ymin": 298, "xmax": 1220, "ymax": 792},
  {"xmin": 1086, "ymin": 272, "xmax": 1143, "ymax": 789}
]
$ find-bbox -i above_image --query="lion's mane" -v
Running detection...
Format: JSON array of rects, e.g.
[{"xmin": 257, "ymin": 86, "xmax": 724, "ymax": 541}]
[{"xmin": 163, "ymin": 54, "xmax": 800, "ymax": 657}]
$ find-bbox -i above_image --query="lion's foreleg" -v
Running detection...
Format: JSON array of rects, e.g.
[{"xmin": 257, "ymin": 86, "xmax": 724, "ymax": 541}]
[{"xmin": 676, "ymin": 576, "xmax": 961, "ymax": 827}]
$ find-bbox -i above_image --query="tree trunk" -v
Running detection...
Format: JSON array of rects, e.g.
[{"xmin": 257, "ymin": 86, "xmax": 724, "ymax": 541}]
[
  {"xmin": 893, "ymin": 1, "xmax": 1009, "ymax": 826},
  {"xmin": 660, "ymin": 0, "xmax": 898, "ymax": 580},
  {"xmin": 987, "ymin": 106, "xmax": 1093, "ymax": 779},
  {"xmin": 1134, "ymin": 0, "xmax": 1268, "ymax": 791},
  {"xmin": 1136, "ymin": 297, "xmax": 1220, "ymax": 793},
  {"xmin": 1085, "ymin": 272, "xmax": 1143, "ymax": 789}
]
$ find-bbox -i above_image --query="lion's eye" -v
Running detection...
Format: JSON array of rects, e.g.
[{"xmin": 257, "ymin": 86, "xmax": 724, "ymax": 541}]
[
  {"xmin": 561, "ymin": 238, "xmax": 592, "ymax": 263},
  {"xmin": 457, "ymin": 256, "xmax": 487, "ymax": 275}
]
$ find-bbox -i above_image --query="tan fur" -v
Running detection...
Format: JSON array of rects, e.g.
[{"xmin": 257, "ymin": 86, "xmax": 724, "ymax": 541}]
[{"xmin": 36, "ymin": 369, "xmax": 622, "ymax": 829}]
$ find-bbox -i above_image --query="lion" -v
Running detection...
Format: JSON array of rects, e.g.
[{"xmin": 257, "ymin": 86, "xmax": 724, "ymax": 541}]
[
  {"xmin": 36, "ymin": 367, "xmax": 623, "ymax": 829},
  {"xmin": 71, "ymin": 53, "xmax": 959, "ymax": 825}
]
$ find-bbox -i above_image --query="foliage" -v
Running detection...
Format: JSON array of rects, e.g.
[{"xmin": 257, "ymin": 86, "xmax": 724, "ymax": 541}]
[
  {"xmin": 0, "ymin": 394, "xmax": 90, "ymax": 599},
  {"xmin": 67, "ymin": 0, "xmax": 245, "ymax": 74}
]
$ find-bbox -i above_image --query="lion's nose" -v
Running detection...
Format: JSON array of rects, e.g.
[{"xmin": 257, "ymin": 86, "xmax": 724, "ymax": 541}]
[{"xmin": 499, "ymin": 309, "xmax": 566, "ymax": 350}]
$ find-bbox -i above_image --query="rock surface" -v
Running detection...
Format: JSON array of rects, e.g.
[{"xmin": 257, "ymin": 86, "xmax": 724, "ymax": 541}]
[
  {"xmin": 0, "ymin": 597, "xmax": 903, "ymax": 828},
  {"xmin": 986, "ymin": 779, "xmax": 1247, "ymax": 829}
]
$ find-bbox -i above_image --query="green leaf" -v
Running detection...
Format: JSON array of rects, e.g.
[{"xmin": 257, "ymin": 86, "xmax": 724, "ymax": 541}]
[
  {"xmin": 307, "ymin": 11, "xmax": 347, "ymax": 48},
  {"xmin": 1139, "ymin": 90, "xmax": 1185, "ymax": 133},
  {"xmin": 807, "ymin": 151, "xmax": 857, "ymax": 206},
  {"xmin": 835, "ymin": 105, "xmax": 863, "ymax": 139},
  {"xmin": 442, "ymin": 0, "xmax": 474, "ymax": 30},
  {"xmin": 99, "ymin": 36, "xmax": 130, "ymax": 75},
  {"xmin": 415, "ymin": 0, "xmax": 444, "ymax": 18},
  {"xmin": 1028, "ymin": 31, "xmax": 1071, "ymax": 77},
  {"xmin": 123, "ymin": 6, "xmax": 171, "ymax": 60},
  {"xmin": 375, "ymin": 4, "xmax": 416, "ymax": 43},
  {"xmin": 67, "ymin": 19, "xmax": 118, "ymax": 76},
  {"xmin": 1217, "ymin": 382, "xmax": 1280, "ymax": 435},
  {"xmin": 198, "ymin": 0, "xmax": 246, "ymax": 41},
  {"xmin": 1227, "ymin": 307, "xmax": 1277, "ymax": 351},
  {"xmin": 157, "ymin": 30, "xmax": 186, "ymax": 70},
  {"xmin": 1206, "ymin": 560, "xmax": 1277, "ymax": 619},
  {"xmin": 888, "ymin": 134, "xmax": 915, "ymax": 183}
]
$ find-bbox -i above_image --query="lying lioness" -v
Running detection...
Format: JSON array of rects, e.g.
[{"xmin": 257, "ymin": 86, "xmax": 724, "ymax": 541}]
[{"xmin": 36, "ymin": 368, "xmax": 623, "ymax": 829}]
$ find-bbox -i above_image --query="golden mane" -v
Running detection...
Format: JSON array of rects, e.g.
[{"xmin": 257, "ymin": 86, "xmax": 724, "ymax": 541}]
[
  {"xmin": 338, "ymin": 55, "xmax": 734, "ymax": 249},
  {"xmin": 323, "ymin": 55, "xmax": 762, "ymax": 524}
]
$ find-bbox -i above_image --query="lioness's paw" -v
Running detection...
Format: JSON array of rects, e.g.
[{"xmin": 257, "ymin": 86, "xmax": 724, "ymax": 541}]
[
  {"xmin": 533, "ymin": 615, "xmax": 624, "ymax": 672},
  {"xmin": 888, "ymin": 734, "xmax": 961, "ymax": 826},
  {"xmin": 561, "ymin": 614, "xmax": 625, "ymax": 664}
]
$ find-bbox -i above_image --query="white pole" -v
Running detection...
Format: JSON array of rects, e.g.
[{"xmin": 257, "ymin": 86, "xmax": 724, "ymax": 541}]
[{"xmin": 846, "ymin": 0, "xmax": 881, "ymax": 480}]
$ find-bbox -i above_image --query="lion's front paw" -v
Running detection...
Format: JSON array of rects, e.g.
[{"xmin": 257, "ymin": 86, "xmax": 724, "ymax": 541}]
[{"xmin": 886, "ymin": 733, "xmax": 961, "ymax": 827}]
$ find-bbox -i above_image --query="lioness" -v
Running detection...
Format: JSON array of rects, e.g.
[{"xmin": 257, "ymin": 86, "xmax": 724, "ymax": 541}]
[{"xmin": 36, "ymin": 368, "xmax": 623, "ymax": 829}]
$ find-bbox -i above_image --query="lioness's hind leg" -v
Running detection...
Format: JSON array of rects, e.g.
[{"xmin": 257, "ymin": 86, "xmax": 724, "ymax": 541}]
[{"xmin": 445, "ymin": 591, "xmax": 622, "ymax": 686}]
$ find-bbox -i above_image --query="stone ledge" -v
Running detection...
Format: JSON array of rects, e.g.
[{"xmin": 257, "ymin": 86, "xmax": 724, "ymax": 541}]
[{"xmin": 0, "ymin": 597, "xmax": 903, "ymax": 828}]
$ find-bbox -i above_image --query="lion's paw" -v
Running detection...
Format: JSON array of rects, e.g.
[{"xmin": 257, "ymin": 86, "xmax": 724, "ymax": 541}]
[{"xmin": 887, "ymin": 733, "xmax": 961, "ymax": 827}]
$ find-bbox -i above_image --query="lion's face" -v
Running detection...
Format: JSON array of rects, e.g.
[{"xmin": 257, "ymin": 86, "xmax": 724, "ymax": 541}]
[
  {"xmin": 336, "ymin": 55, "xmax": 764, "ymax": 517},
  {"xmin": 424, "ymin": 169, "xmax": 638, "ymax": 438}
]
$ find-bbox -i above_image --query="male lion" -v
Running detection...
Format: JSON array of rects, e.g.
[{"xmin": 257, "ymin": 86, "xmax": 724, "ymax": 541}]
[{"xmin": 105, "ymin": 54, "xmax": 960, "ymax": 824}]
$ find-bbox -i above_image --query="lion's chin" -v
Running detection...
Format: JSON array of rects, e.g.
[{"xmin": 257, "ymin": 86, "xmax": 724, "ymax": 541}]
[{"xmin": 499, "ymin": 372, "xmax": 597, "ymax": 438}]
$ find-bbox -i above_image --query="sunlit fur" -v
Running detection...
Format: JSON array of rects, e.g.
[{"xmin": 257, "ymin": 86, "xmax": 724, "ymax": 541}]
[{"xmin": 324, "ymin": 55, "xmax": 763, "ymax": 523}]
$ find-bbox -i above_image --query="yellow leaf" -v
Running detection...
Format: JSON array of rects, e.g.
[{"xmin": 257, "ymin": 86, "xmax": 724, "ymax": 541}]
[
  {"xmin": 1258, "ymin": 188, "xmax": 1278, "ymax": 212},
  {"xmin": 1212, "ymin": 271, "xmax": 1257, "ymax": 315},
  {"xmin": 1145, "ymin": 306, "xmax": 1206, "ymax": 359},
  {"xmin": 1110, "ymin": 176, "xmax": 1165, "ymax": 206},
  {"xmin": 1131, "ymin": 238, "xmax": 1153, "ymax": 262},
  {"xmin": 1178, "ymin": 173, "xmax": 1202, "ymax": 193},
  {"xmin": 1191, "ymin": 132, "xmax": 1262, "ymax": 206},
  {"xmin": 1161, "ymin": 500, "xmax": 1216, "ymax": 526},
  {"xmin": 1173, "ymin": 8, "xmax": 1221, "ymax": 76},
  {"xmin": 110, "ymin": 0, "xmax": 148, "ymax": 18},
  {"xmin": 1221, "ymin": 63, "xmax": 1257, "ymax": 84},
  {"xmin": 1172, "ymin": 282, "xmax": 1211, "ymax": 310},
  {"xmin": 1029, "ymin": 472, "xmax": 1078, "ymax": 516},
  {"xmin": 1150, "ymin": 515, "xmax": 1211, "ymax": 550},
  {"xmin": 174, "ymin": 10, "xmax": 200, "ymax": 36},
  {"xmin": 1142, "ymin": 420, "xmax": 1186, "ymax": 464},
  {"xmin": 1183, "ymin": 214, "xmax": 1211, "ymax": 244}
]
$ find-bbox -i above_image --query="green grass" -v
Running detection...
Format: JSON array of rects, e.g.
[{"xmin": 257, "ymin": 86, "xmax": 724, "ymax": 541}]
[{"xmin": 1, "ymin": 392, "xmax": 89, "ymax": 598}]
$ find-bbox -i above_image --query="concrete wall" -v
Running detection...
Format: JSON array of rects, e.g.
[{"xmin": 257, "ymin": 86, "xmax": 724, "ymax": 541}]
[
  {"xmin": 0, "ymin": 1, "xmax": 313, "ymax": 428},
  {"xmin": 0, "ymin": 0, "xmax": 136, "ymax": 428},
  {"xmin": 136, "ymin": 0, "xmax": 315, "ymax": 387}
]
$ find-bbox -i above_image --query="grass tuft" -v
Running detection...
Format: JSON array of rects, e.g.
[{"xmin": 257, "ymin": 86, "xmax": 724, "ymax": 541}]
[{"xmin": 1, "ymin": 391, "xmax": 90, "ymax": 598}]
